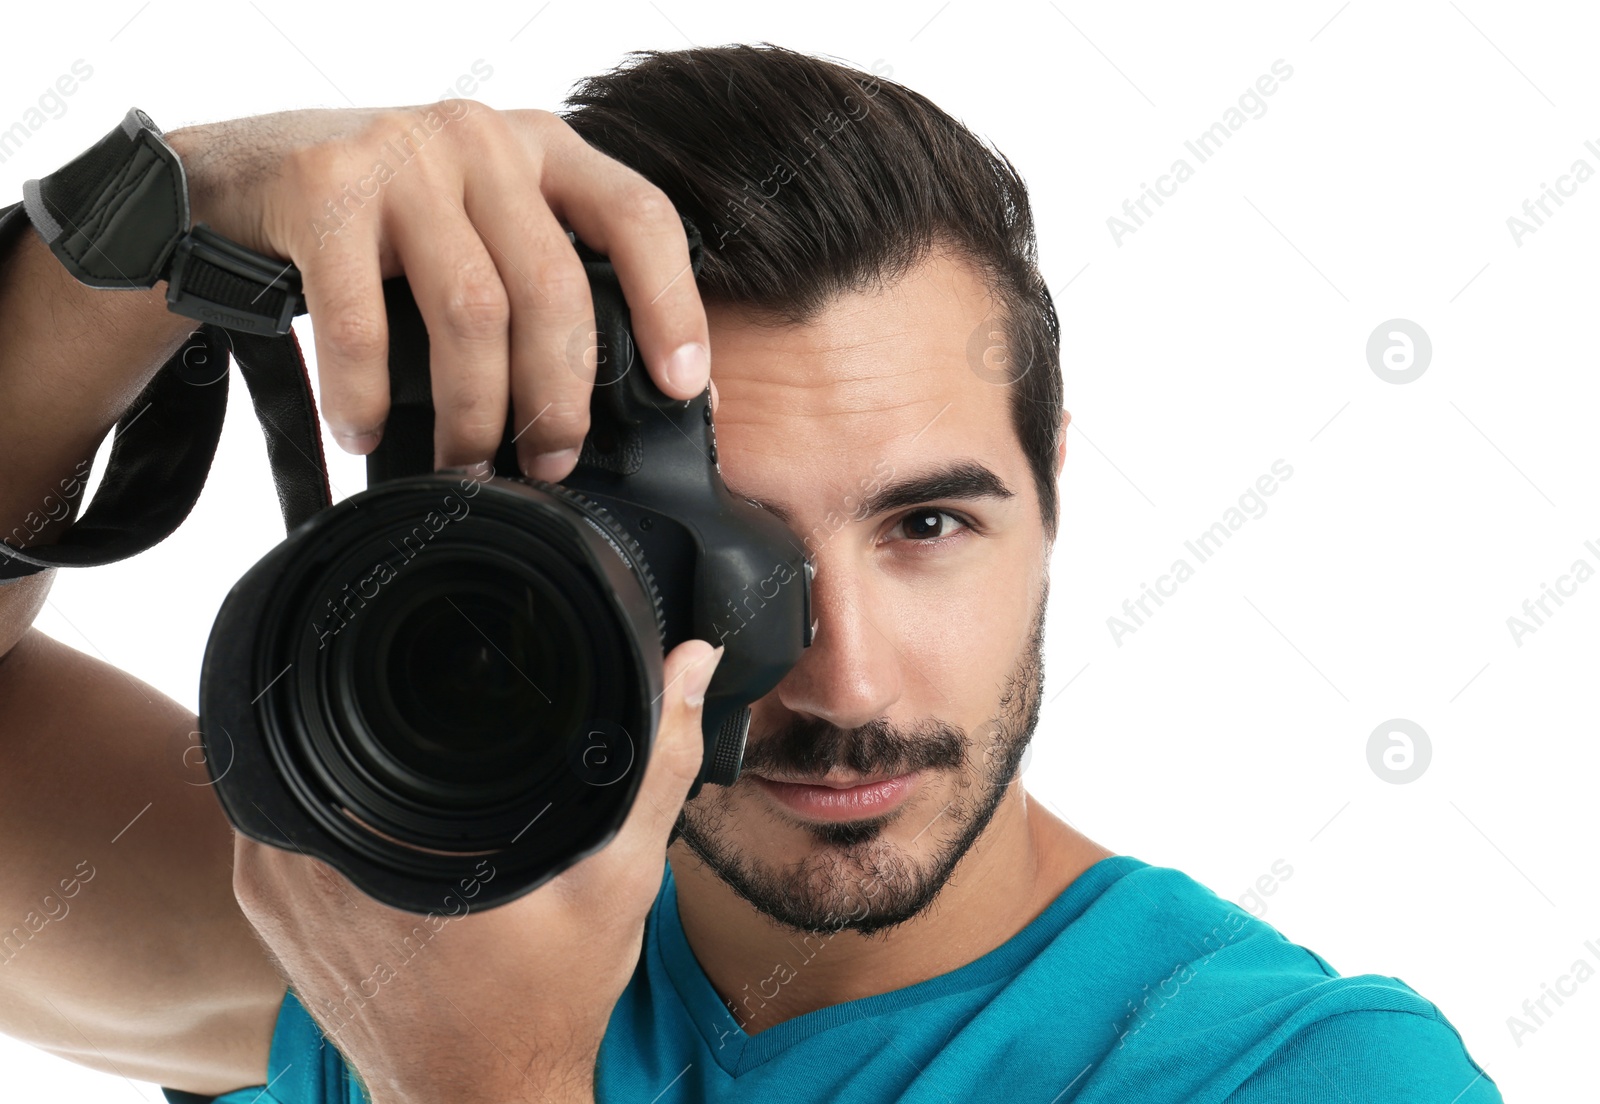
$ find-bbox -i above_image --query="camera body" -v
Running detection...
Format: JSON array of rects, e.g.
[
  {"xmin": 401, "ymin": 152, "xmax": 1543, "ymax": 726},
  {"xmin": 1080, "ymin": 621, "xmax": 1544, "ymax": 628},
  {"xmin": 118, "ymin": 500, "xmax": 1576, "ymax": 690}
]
[{"xmin": 198, "ymin": 221, "xmax": 812, "ymax": 913}]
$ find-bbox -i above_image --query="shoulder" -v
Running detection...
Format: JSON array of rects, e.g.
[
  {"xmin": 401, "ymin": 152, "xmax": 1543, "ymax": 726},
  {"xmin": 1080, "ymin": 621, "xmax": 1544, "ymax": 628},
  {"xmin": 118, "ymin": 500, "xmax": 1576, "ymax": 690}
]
[
  {"xmin": 1070, "ymin": 861, "xmax": 1499, "ymax": 1101},
  {"xmin": 1223, "ymin": 1007, "xmax": 1502, "ymax": 1102}
]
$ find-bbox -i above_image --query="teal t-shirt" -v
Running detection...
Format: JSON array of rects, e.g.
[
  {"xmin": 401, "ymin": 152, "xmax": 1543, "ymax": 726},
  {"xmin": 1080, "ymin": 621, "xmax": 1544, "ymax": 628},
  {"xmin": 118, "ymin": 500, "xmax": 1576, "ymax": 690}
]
[{"xmin": 203, "ymin": 855, "xmax": 1499, "ymax": 1104}]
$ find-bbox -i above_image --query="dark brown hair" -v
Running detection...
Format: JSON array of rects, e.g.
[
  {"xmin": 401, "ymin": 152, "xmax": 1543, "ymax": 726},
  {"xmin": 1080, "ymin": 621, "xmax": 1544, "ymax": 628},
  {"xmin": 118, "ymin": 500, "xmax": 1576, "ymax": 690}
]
[{"xmin": 561, "ymin": 42, "xmax": 1063, "ymax": 537}]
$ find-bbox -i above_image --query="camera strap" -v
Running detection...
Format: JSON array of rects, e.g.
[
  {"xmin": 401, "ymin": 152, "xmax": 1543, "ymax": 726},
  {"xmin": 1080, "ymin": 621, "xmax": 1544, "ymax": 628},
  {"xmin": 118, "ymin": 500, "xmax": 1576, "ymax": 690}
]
[{"xmin": 0, "ymin": 199, "xmax": 331, "ymax": 583}]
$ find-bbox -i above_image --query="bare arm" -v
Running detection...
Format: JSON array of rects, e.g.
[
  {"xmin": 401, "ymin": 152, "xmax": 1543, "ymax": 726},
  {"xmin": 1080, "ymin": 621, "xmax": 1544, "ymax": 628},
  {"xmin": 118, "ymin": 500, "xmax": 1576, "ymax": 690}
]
[
  {"xmin": 0, "ymin": 630, "xmax": 285, "ymax": 1094},
  {"xmin": 0, "ymin": 177, "xmax": 286, "ymax": 1095}
]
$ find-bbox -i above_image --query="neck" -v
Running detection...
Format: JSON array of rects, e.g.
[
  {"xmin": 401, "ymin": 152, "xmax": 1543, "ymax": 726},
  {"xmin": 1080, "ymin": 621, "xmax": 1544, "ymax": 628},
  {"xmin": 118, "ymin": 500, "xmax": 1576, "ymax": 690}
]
[{"xmin": 666, "ymin": 783, "xmax": 1113, "ymax": 1037}]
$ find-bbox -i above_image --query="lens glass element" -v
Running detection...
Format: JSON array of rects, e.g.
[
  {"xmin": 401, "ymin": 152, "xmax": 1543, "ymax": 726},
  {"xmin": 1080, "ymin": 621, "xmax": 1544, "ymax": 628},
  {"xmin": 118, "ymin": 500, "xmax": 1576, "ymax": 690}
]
[{"xmin": 344, "ymin": 558, "xmax": 591, "ymax": 807}]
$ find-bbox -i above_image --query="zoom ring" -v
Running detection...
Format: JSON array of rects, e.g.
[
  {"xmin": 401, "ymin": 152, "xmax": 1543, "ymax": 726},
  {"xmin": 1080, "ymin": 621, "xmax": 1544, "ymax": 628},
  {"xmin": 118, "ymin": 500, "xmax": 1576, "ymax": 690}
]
[{"xmin": 539, "ymin": 482, "xmax": 666, "ymax": 644}]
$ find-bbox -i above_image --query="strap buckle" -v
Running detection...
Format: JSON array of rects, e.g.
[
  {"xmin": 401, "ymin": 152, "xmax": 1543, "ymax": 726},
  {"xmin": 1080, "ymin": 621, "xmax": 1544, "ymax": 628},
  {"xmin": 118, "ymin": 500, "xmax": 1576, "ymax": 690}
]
[{"xmin": 165, "ymin": 223, "xmax": 305, "ymax": 335}]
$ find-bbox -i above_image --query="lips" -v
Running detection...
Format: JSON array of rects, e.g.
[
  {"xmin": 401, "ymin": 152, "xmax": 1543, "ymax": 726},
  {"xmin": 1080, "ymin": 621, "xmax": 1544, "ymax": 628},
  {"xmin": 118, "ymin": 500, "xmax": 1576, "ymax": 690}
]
[{"xmin": 747, "ymin": 769, "xmax": 923, "ymax": 822}]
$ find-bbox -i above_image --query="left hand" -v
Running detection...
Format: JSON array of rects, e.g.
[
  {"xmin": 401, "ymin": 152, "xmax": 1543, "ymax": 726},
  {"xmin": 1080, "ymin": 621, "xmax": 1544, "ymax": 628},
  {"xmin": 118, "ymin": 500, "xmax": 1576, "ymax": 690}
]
[{"xmin": 231, "ymin": 638, "xmax": 725, "ymax": 1104}]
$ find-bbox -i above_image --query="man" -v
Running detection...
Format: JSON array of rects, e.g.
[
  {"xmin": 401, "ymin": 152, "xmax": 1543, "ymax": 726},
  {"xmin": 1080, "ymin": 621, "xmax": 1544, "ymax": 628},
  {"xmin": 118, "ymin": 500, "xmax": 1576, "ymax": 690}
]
[{"xmin": 0, "ymin": 43, "xmax": 1498, "ymax": 1103}]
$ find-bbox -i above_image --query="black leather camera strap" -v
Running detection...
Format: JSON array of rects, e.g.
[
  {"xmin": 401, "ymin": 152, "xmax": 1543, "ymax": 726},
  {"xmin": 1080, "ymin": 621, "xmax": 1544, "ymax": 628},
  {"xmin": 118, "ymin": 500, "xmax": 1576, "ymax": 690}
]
[
  {"xmin": 22, "ymin": 107, "xmax": 306, "ymax": 334},
  {"xmin": 0, "ymin": 199, "xmax": 331, "ymax": 583}
]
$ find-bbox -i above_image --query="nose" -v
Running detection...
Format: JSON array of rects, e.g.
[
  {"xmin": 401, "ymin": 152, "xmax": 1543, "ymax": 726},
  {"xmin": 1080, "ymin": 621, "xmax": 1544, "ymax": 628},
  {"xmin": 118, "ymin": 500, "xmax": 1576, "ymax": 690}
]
[{"xmin": 772, "ymin": 554, "xmax": 902, "ymax": 730}]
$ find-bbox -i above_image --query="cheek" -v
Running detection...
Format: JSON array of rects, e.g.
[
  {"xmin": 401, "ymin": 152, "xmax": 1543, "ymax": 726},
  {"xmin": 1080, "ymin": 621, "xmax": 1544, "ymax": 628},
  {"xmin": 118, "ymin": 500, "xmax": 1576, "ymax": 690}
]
[{"xmin": 884, "ymin": 559, "xmax": 1033, "ymax": 696}]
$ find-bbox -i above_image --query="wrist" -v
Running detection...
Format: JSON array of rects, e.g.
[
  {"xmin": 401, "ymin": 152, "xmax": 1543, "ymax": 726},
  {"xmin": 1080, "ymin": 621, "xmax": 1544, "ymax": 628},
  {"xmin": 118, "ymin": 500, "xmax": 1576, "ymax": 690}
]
[
  {"xmin": 163, "ymin": 124, "xmax": 221, "ymax": 230},
  {"xmin": 164, "ymin": 122, "xmax": 273, "ymax": 259}
]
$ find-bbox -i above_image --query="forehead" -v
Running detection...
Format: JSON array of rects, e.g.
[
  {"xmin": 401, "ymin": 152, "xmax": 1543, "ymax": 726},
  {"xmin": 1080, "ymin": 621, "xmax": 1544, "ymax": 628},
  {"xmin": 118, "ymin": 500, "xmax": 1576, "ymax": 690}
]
[{"xmin": 704, "ymin": 249, "xmax": 1022, "ymax": 504}]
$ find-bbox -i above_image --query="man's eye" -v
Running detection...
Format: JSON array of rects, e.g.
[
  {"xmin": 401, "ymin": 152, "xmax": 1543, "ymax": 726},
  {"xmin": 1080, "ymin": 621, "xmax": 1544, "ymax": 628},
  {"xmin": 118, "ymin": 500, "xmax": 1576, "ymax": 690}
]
[{"xmin": 890, "ymin": 509, "xmax": 971, "ymax": 544}]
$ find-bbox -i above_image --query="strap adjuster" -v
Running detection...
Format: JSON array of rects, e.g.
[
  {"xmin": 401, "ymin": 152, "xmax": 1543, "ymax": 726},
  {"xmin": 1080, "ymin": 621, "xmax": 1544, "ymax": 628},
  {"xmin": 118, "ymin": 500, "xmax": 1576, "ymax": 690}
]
[{"xmin": 165, "ymin": 223, "xmax": 305, "ymax": 336}]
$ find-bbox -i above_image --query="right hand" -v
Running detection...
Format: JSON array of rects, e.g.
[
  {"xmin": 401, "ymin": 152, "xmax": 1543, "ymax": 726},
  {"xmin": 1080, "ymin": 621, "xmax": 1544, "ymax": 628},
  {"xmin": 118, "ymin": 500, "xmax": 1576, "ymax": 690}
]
[
  {"xmin": 165, "ymin": 101, "xmax": 713, "ymax": 480},
  {"xmin": 231, "ymin": 636, "xmax": 725, "ymax": 1104}
]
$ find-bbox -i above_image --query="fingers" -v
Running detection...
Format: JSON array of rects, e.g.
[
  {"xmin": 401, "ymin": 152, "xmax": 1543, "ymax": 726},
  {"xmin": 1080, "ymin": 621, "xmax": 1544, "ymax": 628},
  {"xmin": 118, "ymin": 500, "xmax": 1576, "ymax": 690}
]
[
  {"xmin": 289, "ymin": 106, "xmax": 712, "ymax": 476},
  {"xmin": 385, "ymin": 202, "xmax": 513, "ymax": 471},
  {"xmin": 535, "ymin": 128, "xmax": 712, "ymax": 403},
  {"xmin": 296, "ymin": 210, "xmax": 391, "ymax": 453},
  {"xmin": 461, "ymin": 129, "xmax": 598, "ymax": 481}
]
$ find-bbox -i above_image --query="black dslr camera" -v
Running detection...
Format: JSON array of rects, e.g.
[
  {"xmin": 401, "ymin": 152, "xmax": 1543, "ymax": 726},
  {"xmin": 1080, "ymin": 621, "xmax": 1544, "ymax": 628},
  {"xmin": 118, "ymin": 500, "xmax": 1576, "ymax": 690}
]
[{"xmin": 198, "ymin": 220, "xmax": 813, "ymax": 913}]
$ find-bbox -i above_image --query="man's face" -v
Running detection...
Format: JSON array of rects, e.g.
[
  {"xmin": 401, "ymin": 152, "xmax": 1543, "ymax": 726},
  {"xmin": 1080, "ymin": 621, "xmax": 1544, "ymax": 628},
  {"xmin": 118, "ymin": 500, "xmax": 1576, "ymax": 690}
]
[{"xmin": 670, "ymin": 247, "xmax": 1054, "ymax": 937}]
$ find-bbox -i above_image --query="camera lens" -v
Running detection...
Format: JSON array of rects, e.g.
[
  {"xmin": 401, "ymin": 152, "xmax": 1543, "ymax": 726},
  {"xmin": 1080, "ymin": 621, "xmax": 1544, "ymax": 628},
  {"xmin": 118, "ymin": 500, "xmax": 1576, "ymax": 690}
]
[
  {"xmin": 204, "ymin": 476, "xmax": 668, "ymax": 909},
  {"xmin": 339, "ymin": 555, "xmax": 593, "ymax": 809}
]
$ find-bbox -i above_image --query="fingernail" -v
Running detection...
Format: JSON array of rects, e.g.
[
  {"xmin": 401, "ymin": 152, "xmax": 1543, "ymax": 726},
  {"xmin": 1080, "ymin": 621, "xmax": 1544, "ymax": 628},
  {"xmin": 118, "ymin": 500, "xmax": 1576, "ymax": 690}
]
[
  {"xmin": 663, "ymin": 341, "xmax": 710, "ymax": 397},
  {"xmin": 337, "ymin": 430, "xmax": 380, "ymax": 454},
  {"xmin": 526, "ymin": 447, "xmax": 578, "ymax": 483},
  {"xmin": 464, "ymin": 460, "xmax": 493, "ymax": 479},
  {"xmin": 683, "ymin": 644, "xmax": 725, "ymax": 708}
]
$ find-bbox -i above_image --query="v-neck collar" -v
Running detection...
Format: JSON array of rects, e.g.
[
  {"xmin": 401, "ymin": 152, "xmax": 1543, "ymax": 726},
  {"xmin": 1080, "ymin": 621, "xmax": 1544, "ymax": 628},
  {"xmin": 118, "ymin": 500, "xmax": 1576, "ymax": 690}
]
[{"xmin": 651, "ymin": 854, "xmax": 1146, "ymax": 1077}]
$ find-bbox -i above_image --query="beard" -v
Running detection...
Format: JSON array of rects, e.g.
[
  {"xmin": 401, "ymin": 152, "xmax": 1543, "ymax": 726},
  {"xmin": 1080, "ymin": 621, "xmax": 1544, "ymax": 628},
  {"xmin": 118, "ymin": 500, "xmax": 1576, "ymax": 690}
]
[{"xmin": 672, "ymin": 580, "xmax": 1047, "ymax": 938}]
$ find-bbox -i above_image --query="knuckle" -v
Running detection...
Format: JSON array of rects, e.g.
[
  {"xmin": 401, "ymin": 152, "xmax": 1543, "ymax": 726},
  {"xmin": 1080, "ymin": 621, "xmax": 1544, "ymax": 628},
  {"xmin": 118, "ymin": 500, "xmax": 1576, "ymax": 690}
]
[
  {"xmin": 439, "ymin": 395, "xmax": 506, "ymax": 450},
  {"xmin": 373, "ymin": 105, "xmax": 438, "ymax": 139},
  {"xmin": 283, "ymin": 141, "xmax": 357, "ymax": 199},
  {"xmin": 321, "ymin": 308, "xmax": 386, "ymax": 363},
  {"xmin": 519, "ymin": 253, "xmax": 588, "ymax": 311},
  {"xmin": 441, "ymin": 269, "xmax": 511, "ymax": 337},
  {"xmin": 438, "ymin": 96, "xmax": 487, "ymax": 117},
  {"xmin": 616, "ymin": 181, "xmax": 677, "ymax": 228},
  {"xmin": 521, "ymin": 107, "xmax": 571, "ymax": 139},
  {"xmin": 443, "ymin": 98, "xmax": 495, "ymax": 129},
  {"xmin": 527, "ymin": 400, "xmax": 589, "ymax": 446}
]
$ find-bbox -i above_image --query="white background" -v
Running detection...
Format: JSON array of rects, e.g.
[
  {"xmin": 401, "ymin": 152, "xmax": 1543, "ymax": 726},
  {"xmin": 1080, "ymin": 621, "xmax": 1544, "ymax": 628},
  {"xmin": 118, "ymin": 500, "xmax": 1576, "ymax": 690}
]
[{"xmin": 2, "ymin": 1, "xmax": 1594, "ymax": 1100}]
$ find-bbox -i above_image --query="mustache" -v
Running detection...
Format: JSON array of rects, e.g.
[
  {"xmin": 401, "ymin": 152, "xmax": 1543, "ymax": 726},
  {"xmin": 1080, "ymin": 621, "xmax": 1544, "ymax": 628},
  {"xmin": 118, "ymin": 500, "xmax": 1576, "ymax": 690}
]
[{"xmin": 738, "ymin": 714, "xmax": 967, "ymax": 779}]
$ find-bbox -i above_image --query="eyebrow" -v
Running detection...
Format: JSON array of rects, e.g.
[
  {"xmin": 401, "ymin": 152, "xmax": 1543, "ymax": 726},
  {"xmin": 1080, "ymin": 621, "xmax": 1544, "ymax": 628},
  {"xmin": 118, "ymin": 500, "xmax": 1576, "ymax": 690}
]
[{"xmin": 725, "ymin": 460, "xmax": 1015, "ymax": 527}]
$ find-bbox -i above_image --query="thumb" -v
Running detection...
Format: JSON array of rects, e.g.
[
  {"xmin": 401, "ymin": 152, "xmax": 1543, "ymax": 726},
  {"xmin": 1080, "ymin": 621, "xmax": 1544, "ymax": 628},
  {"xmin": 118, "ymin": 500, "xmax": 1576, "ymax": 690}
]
[
  {"xmin": 657, "ymin": 638, "xmax": 725, "ymax": 790},
  {"xmin": 612, "ymin": 639, "xmax": 725, "ymax": 858}
]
